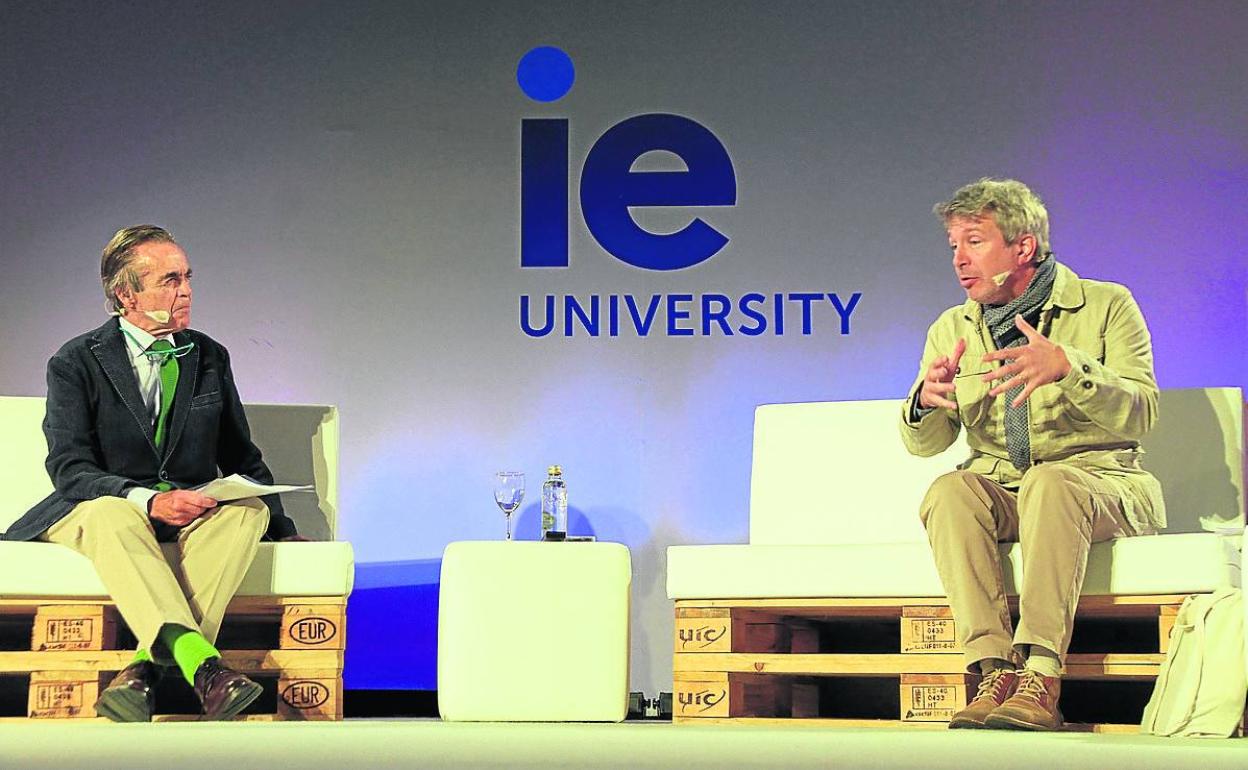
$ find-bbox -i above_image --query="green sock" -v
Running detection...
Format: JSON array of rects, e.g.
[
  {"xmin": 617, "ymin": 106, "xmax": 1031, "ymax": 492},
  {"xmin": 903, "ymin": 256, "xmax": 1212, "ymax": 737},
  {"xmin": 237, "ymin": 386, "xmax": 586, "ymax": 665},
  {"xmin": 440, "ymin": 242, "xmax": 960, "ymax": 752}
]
[
  {"xmin": 131, "ymin": 648, "xmax": 153, "ymax": 665},
  {"xmin": 158, "ymin": 625, "xmax": 221, "ymax": 686}
]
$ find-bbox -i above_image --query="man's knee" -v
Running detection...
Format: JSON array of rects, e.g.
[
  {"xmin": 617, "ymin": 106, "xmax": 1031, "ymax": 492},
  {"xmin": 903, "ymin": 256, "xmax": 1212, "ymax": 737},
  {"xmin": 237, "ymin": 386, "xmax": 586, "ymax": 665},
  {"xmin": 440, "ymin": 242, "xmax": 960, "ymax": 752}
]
[
  {"xmin": 1018, "ymin": 464, "xmax": 1085, "ymax": 505},
  {"xmin": 219, "ymin": 497, "xmax": 270, "ymax": 531},
  {"xmin": 1018, "ymin": 464, "xmax": 1092, "ymax": 524},
  {"xmin": 58, "ymin": 496, "xmax": 157, "ymax": 549},
  {"xmin": 75, "ymin": 496, "xmax": 149, "ymax": 531},
  {"xmin": 231, "ymin": 496, "xmax": 269, "ymax": 513},
  {"xmin": 920, "ymin": 470, "xmax": 989, "ymax": 528}
]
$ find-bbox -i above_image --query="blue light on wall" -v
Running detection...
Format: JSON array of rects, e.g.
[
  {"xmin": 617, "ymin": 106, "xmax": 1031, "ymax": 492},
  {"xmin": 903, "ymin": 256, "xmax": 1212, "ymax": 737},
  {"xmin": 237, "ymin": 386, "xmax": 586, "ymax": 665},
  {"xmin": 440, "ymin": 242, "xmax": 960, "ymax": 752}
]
[{"xmin": 345, "ymin": 559, "xmax": 442, "ymax": 690}]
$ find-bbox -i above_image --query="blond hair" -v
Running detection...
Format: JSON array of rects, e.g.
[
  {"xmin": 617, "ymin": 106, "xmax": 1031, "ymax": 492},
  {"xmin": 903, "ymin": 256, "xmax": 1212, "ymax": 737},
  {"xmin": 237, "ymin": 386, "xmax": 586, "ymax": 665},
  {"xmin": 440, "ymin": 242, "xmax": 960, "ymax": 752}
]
[{"xmin": 934, "ymin": 178, "xmax": 1051, "ymax": 261}]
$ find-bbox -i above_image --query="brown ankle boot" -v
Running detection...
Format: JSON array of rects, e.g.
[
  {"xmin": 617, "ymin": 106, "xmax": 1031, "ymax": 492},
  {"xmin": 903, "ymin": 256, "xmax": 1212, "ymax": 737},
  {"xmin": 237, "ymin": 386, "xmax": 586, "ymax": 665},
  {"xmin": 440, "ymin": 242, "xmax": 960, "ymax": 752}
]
[
  {"xmin": 985, "ymin": 669, "xmax": 1063, "ymax": 731},
  {"xmin": 949, "ymin": 668, "xmax": 1019, "ymax": 729}
]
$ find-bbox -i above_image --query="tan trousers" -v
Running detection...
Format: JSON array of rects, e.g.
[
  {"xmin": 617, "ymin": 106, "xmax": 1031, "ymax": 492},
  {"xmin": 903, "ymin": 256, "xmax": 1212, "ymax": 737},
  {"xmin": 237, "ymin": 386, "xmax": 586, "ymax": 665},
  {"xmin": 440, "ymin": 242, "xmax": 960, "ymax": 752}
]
[
  {"xmin": 920, "ymin": 465, "xmax": 1135, "ymax": 673},
  {"xmin": 40, "ymin": 496, "xmax": 269, "ymax": 654}
]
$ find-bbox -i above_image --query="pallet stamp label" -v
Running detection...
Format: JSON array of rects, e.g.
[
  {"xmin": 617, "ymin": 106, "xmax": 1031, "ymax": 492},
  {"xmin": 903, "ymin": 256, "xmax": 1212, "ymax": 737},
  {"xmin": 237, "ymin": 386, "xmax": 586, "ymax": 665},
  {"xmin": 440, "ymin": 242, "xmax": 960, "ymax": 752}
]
[
  {"xmin": 675, "ymin": 620, "xmax": 729, "ymax": 652},
  {"xmin": 42, "ymin": 618, "xmax": 94, "ymax": 650},
  {"xmin": 903, "ymin": 618, "xmax": 958, "ymax": 652},
  {"xmin": 282, "ymin": 680, "xmax": 330, "ymax": 710},
  {"xmin": 34, "ymin": 683, "xmax": 83, "ymax": 713},
  {"xmin": 675, "ymin": 687, "xmax": 727, "ymax": 716},
  {"xmin": 903, "ymin": 685, "xmax": 956, "ymax": 721},
  {"xmin": 291, "ymin": 617, "xmax": 338, "ymax": 645}
]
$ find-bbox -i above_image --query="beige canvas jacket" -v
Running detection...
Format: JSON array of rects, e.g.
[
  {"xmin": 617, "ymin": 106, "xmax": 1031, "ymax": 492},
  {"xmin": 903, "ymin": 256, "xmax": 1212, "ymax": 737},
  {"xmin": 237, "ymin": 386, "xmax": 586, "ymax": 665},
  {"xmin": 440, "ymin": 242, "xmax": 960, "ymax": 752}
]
[{"xmin": 899, "ymin": 263, "xmax": 1165, "ymax": 534}]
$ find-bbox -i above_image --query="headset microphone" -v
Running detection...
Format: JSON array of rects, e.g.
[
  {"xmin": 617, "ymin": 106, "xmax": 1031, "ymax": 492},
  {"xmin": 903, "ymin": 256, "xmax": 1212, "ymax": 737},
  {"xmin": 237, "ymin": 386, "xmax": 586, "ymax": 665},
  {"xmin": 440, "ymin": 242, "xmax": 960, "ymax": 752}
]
[
  {"xmin": 989, "ymin": 268, "xmax": 1015, "ymax": 287},
  {"xmin": 991, "ymin": 252, "xmax": 1051, "ymax": 287}
]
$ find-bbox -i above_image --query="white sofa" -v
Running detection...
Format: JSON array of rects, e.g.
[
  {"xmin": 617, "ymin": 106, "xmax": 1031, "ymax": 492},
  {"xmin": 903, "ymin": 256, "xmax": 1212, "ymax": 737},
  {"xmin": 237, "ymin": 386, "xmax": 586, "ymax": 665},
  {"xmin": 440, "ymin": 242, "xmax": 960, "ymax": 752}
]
[
  {"xmin": 669, "ymin": 387, "xmax": 1243, "ymax": 606},
  {"xmin": 667, "ymin": 389, "xmax": 1245, "ymax": 727},
  {"xmin": 0, "ymin": 396, "xmax": 354, "ymax": 601}
]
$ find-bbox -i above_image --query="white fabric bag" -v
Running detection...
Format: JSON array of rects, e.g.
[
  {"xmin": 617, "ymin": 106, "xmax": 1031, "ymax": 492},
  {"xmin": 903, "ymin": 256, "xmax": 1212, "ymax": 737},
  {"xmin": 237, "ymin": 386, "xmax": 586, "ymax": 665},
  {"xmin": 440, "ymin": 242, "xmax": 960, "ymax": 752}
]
[{"xmin": 1140, "ymin": 588, "xmax": 1247, "ymax": 737}]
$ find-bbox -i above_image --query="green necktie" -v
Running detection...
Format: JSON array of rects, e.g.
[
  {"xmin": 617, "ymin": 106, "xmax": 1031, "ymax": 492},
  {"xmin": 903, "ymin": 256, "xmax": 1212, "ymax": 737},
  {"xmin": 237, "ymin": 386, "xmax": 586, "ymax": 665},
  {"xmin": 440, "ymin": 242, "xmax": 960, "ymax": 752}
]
[{"xmin": 149, "ymin": 339, "xmax": 179, "ymax": 458}]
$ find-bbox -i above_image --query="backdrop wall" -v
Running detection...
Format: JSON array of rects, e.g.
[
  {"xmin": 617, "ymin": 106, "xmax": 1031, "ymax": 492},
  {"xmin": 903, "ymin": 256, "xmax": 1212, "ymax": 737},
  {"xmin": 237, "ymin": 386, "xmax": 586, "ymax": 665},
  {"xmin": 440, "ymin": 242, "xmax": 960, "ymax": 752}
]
[{"xmin": 2, "ymin": 0, "xmax": 1245, "ymax": 694}]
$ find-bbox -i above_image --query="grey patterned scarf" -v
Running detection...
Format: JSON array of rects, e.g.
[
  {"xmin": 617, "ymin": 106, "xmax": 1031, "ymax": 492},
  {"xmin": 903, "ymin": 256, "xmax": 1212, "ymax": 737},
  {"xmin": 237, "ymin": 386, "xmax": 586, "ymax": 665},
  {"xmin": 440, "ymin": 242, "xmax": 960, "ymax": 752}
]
[{"xmin": 981, "ymin": 258, "xmax": 1058, "ymax": 471}]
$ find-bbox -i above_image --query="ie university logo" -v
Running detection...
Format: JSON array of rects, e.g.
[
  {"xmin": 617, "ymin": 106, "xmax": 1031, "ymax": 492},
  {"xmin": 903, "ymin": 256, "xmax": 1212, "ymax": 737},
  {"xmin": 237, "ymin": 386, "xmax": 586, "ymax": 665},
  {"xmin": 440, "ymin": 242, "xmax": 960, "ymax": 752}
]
[
  {"xmin": 514, "ymin": 46, "xmax": 861, "ymax": 338},
  {"xmin": 517, "ymin": 46, "xmax": 736, "ymax": 272}
]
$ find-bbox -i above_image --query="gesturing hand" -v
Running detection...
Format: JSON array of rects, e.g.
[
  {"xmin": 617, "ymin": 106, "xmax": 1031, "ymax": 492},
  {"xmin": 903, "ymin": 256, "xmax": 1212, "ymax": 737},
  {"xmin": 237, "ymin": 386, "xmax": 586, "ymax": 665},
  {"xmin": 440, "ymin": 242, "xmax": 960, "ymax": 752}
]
[
  {"xmin": 919, "ymin": 338, "xmax": 967, "ymax": 410},
  {"xmin": 981, "ymin": 315, "xmax": 1071, "ymax": 407},
  {"xmin": 149, "ymin": 490, "xmax": 218, "ymax": 527}
]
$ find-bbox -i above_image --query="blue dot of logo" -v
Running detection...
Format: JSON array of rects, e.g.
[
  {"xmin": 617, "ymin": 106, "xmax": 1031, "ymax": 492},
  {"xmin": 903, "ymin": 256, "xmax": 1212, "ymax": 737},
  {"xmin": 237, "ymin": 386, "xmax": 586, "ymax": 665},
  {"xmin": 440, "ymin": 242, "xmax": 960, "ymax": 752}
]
[{"xmin": 516, "ymin": 46, "xmax": 575, "ymax": 103}]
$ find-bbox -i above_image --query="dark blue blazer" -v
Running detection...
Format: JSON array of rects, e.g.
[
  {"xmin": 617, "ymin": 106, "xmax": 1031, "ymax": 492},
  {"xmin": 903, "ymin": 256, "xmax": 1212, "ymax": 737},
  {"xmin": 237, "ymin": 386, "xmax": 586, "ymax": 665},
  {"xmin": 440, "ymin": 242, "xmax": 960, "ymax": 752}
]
[{"xmin": 2, "ymin": 318, "xmax": 296, "ymax": 542}]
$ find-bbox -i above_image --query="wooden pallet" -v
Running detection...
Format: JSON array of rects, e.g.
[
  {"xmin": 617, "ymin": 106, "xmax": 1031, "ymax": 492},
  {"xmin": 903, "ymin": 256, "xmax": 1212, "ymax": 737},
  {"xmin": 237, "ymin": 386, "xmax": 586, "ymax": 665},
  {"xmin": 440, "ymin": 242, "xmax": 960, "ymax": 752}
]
[
  {"xmin": 672, "ymin": 594, "xmax": 1208, "ymax": 730},
  {"xmin": 0, "ymin": 596, "xmax": 346, "ymax": 720}
]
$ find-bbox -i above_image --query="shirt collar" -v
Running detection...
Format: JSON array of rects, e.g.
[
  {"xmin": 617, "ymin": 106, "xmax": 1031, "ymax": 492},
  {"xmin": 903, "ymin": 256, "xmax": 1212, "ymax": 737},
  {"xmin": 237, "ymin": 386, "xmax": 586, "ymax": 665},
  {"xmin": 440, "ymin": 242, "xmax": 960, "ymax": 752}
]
[
  {"xmin": 1045, "ymin": 261, "xmax": 1086, "ymax": 311},
  {"xmin": 118, "ymin": 316, "xmax": 175, "ymax": 360}
]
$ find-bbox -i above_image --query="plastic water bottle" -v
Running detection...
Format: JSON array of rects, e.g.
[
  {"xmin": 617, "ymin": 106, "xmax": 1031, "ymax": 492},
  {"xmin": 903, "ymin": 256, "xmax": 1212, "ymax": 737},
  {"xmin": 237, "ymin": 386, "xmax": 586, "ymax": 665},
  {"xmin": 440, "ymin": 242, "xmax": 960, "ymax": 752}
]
[{"xmin": 541, "ymin": 465, "xmax": 567, "ymax": 540}]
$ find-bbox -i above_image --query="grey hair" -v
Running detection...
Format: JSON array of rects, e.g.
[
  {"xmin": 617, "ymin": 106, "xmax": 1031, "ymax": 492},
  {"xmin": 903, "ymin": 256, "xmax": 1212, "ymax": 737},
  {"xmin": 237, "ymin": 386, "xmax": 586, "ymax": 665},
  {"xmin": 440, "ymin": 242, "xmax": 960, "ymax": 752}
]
[
  {"xmin": 100, "ymin": 225, "xmax": 176, "ymax": 313},
  {"xmin": 934, "ymin": 178, "xmax": 1052, "ymax": 261}
]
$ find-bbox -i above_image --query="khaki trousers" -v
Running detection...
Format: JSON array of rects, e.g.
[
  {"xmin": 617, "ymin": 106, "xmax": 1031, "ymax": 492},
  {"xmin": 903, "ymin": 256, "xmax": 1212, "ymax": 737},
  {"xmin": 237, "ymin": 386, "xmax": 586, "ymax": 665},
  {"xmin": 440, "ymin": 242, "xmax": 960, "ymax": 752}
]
[
  {"xmin": 920, "ymin": 465, "xmax": 1135, "ymax": 673},
  {"xmin": 40, "ymin": 496, "xmax": 269, "ymax": 655}
]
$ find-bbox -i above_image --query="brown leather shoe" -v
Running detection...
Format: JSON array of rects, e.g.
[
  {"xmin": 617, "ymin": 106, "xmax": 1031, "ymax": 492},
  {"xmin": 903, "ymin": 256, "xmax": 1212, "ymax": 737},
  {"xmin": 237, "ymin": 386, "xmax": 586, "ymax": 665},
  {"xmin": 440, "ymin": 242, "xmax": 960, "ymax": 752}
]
[
  {"xmin": 948, "ymin": 669, "xmax": 1018, "ymax": 729},
  {"xmin": 985, "ymin": 669, "xmax": 1063, "ymax": 731},
  {"xmin": 95, "ymin": 660, "xmax": 159, "ymax": 722},
  {"xmin": 193, "ymin": 657, "xmax": 262, "ymax": 720}
]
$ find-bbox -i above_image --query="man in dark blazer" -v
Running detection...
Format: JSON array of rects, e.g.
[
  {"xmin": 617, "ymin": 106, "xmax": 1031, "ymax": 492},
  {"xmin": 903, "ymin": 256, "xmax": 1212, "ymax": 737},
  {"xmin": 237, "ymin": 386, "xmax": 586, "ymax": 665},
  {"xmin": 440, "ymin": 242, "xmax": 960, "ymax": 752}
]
[{"xmin": 3, "ymin": 225, "xmax": 303, "ymax": 722}]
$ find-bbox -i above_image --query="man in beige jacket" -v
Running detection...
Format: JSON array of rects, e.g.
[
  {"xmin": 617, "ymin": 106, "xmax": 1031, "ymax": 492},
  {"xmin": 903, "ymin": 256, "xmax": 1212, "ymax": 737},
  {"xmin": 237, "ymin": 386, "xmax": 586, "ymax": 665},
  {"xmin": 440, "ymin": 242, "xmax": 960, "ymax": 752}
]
[{"xmin": 900, "ymin": 178, "xmax": 1164, "ymax": 731}]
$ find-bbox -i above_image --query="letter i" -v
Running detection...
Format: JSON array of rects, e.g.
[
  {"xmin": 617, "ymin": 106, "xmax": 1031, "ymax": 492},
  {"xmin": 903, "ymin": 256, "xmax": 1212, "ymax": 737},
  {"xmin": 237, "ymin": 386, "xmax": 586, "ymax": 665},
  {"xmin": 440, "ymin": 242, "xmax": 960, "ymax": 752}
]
[{"xmin": 520, "ymin": 118, "xmax": 570, "ymax": 267}]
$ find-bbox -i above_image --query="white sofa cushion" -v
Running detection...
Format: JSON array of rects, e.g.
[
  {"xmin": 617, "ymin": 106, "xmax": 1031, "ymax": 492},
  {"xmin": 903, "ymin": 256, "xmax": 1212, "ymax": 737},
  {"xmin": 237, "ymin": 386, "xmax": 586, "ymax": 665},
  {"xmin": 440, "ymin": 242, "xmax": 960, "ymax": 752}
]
[
  {"xmin": 0, "ymin": 541, "xmax": 354, "ymax": 598},
  {"xmin": 667, "ymin": 533, "xmax": 1242, "ymax": 600},
  {"xmin": 749, "ymin": 400, "xmax": 968, "ymax": 546}
]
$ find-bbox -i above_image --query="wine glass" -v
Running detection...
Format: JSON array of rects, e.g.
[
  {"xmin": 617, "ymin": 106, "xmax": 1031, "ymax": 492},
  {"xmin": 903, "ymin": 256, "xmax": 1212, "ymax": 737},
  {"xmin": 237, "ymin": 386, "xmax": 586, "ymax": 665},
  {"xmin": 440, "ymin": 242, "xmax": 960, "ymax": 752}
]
[{"xmin": 493, "ymin": 471, "xmax": 525, "ymax": 541}]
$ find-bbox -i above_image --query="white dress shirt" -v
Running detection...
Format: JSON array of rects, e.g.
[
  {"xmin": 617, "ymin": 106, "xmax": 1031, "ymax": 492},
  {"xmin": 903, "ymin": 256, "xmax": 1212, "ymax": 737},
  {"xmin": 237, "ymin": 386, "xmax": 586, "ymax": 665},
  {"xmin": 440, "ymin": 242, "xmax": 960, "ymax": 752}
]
[{"xmin": 117, "ymin": 316, "xmax": 177, "ymax": 514}]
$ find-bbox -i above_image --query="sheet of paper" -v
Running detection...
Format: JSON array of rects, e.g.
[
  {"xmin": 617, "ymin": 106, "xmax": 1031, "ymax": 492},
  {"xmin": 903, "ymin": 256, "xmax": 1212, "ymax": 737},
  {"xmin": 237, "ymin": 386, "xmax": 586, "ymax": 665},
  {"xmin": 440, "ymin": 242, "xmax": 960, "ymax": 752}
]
[{"xmin": 193, "ymin": 473, "xmax": 312, "ymax": 502}]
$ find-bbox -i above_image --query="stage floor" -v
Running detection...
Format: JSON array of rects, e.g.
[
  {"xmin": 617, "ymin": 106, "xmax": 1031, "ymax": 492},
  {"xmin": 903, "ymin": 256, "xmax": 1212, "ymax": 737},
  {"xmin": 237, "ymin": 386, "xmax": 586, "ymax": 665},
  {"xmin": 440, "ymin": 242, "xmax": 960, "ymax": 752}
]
[{"xmin": 3, "ymin": 719, "xmax": 1244, "ymax": 768}]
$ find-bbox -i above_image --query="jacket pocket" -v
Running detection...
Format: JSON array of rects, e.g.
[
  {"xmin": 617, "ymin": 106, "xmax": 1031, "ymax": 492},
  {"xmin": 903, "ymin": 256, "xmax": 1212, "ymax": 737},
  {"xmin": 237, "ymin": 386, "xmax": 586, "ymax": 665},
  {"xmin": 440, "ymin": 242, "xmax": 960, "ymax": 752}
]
[
  {"xmin": 954, "ymin": 371, "xmax": 993, "ymax": 428},
  {"xmin": 190, "ymin": 391, "xmax": 222, "ymax": 408}
]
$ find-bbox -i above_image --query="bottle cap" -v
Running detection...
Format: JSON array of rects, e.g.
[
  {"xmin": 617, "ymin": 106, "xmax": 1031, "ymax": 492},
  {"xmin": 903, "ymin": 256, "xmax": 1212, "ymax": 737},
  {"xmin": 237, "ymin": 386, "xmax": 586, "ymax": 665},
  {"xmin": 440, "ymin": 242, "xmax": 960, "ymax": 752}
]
[{"xmin": 547, "ymin": 465, "xmax": 562, "ymax": 476}]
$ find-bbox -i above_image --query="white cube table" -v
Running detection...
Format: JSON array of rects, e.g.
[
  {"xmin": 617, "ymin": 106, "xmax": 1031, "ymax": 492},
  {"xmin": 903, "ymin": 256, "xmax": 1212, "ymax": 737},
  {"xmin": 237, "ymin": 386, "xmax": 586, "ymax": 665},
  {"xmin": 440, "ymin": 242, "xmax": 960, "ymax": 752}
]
[{"xmin": 438, "ymin": 540, "xmax": 631, "ymax": 721}]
